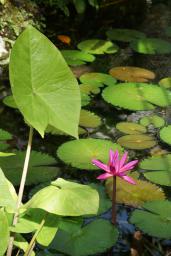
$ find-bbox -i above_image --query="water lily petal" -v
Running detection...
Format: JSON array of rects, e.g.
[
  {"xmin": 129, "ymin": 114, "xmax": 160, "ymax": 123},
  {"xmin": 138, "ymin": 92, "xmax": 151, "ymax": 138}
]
[
  {"xmin": 92, "ymin": 159, "xmax": 110, "ymax": 172},
  {"xmin": 119, "ymin": 151, "xmax": 128, "ymax": 169},
  {"xmin": 108, "ymin": 149, "xmax": 115, "ymax": 166},
  {"xmin": 120, "ymin": 160, "xmax": 138, "ymax": 173},
  {"xmin": 121, "ymin": 175, "xmax": 136, "ymax": 185},
  {"xmin": 97, "ymin": 172, "xmax": 113, "ymax": 180}
]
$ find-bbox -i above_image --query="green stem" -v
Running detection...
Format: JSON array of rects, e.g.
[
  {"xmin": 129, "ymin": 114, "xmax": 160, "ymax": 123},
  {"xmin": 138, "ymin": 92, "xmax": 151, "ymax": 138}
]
[
  {"xmin": 6, "ymin": 127, "xmax": 34, "ymax": 256},
  {"xmin": 111, "ymin": 176, "xmax": 116, "ymax": 225},
  {"xmin": 24, "ymin": 218, "xmax": 45, "ymax": 256}
]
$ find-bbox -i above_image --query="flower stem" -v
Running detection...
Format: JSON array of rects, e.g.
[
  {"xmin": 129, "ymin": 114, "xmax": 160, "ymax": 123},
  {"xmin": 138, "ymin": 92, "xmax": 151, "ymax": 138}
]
[
  {"xmin": 111, "ymin": 175, "xmax": 116, "ymax": 225},
  {"xmin": 6, "ymin": 127, "xmax": 34, "ymax": 256}
]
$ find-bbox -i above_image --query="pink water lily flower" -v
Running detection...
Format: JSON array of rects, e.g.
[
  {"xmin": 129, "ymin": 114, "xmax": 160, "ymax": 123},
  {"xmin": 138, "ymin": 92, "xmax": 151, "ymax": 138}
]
[{"xmin": 92, "ymin": 149, "xmax": 138, "ymax": 184}]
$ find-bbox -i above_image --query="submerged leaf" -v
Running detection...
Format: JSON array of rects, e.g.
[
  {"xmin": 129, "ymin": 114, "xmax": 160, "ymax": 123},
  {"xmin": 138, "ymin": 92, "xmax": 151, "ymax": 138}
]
[
  {"xmin": 116, "ymin": 122, "xmax": 147, "ymax": 134},
  {"xmin": 9, "ymin": 26, "xmax": 81, "ymax": 138},
  {"xmin": 117, "ymin": 134, "xmax": 156, "ymax": 150},
  {"xmin": 57, "ymin": 138, "xmax": 123, "ymax": 170},
  {"xmin": 130, "ymin": 201, "xmax": 171, "ymax": 238},
  {"xmin": 106, "ymin": 28, "xmax": 145, "ymax": 42}
]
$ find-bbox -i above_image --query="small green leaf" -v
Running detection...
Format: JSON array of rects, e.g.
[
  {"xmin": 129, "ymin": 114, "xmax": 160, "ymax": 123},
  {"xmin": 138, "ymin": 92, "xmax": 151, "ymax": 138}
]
[
  {"xmin": 79, "ymin": 109, "xmax": 101, "ymax": 128},
  {"xmin": 159, "ymin": 77, "xmax": 171, "ymax": 89},
  {"xmin": 49, "ymin": 219, "xmax": 118, "ymax": 256},
  {"xmin": 80, "ymin": 72, "xmax": 117, "ymax": 86},
  {"xmin": 3, "ymin": 95, "xmax": 17, "ymax": 109},
  {"xmin": 57, "ymin": 138, "xmax": 123, "ymax": 170},
  {"xmin": 160, "ymin": 125, "xmax": 171, "ymax": 145},
  {"xmin": 116, "ymin": 122, "xmax": 147, "ymax": 134},
  {"xmin": 9, "ymin": 26, "xmax": 81, "ymax": 138},
  {"xmin": 61, "ymin": 50, "xmax": 95, "ymax": 66},
  {"xmin": 139, "ymin": 115, "xmax": 165, "ymax": 128},
  {"xmin": 0, "ymin": 209, "xmax": 9, "ymax": 256}
]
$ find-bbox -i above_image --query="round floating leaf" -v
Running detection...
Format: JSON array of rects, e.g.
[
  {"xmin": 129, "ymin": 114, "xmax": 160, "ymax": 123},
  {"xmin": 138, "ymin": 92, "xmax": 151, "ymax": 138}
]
[
  {"xmin": 109, "ymin": 66, "xmax": 155, "ymax": 82},
  {"xmin": 160, "ymin": 125, "xmax": 171, "ymax": 145},
  {"xmin": 80, "ymin": 83, "xmax": 101, "ymax": 95},
  {"xmin": 116, "ymin": 122, "xmax": 147, "ymax": 134},
  {"xmin": 102, "ymin": 83, "xmax": 171, "ymax": 110},
  {"xmin": 57, "ymin": 138, "xmax": 123, "ymax": 170},
  {"xmin": 106, "ymin": 176, "xmax": 165, "ymax": 207},
  {"xmin": 77, "ymin": 39, "xmax": 119, "ymax": 54},
  {"xmin": 0, "ymin": 151, "xmax": 59, "ymax": 185},
  {"xmin": 165, "ymin": 26, "xmax": 171, "ymax": 37},
  {"xmin": 139, "ymin": 115, "xmax": 165, "ymax": 128},
  {"xmin": 80, "ymin": 72, "xmax": 117, "ymax": 86},
  {"xmin": 140, "ymin": 154, "xmax": 171, "ymax": 186},
  {"xmin": 50, "ymin": 219, "xmax": 118, "ymax": 256},
  {"xmin": 0, "ymin": 129, "xmax": 12, "ymax": 141},
  {"xmin": 79, "ymin": 109, "xmax": 101, "ymax": 128},
  {"xmin": 106, "ymin": 29, "xmax": 145, "ymax": 42},
  {"xmin": 10, "ymin": 26, "xmax": 81, "ymax": 138},
  {"xmin": 117, "ymin": 134, "xmax": 157, "ymax": 150},
  {"xmin": 25, "ymin": 178, "xmax": 99, "ymax": 216},
  {"xmin": 130, "ymin": 38, "xmax": 171, "ymax": 54},
  {"xmin": 3, "ymin": 95, "xmax": 17, "ymax": 109},
  {"xmin": 81, "ymin": 92, "xmax": 91, "ymax": 107},
  {"xmin": 130, "ymin": 201, "xmax": 171, "ymax": 238},
  {"xmin": 159, "ymin": 77, "xmax": 171, "ymax": 89},
  {"xmin": 61, "ymin": 50, "xmax": 95, "ymax": 66}
]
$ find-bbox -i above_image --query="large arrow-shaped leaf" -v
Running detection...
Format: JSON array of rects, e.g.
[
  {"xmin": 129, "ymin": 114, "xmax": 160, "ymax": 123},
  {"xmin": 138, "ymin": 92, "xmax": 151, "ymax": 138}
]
[{"xmin": 9, "ymin": 26, "xmax": 81, "ymax": 138}]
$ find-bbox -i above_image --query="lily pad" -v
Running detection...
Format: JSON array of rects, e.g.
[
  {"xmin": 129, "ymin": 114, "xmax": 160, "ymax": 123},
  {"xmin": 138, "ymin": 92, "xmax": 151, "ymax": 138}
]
[
  {"xmin": 130, "ymin": 38, "xmax": 171, "ymax": 54},
  {"xmin": 77, "ymin": 39, "xmax": 119, "ymax": 54},
  {"xmin": 81, "ymin": 92, "xmax": 91, "ymax": 106},
  {"xmin": 130, "ymin": 201, "xmax": 171, "ymax": 238},
  {"xmin": 49, "ymin": 219, "xmax": 118, "ymax": 256},
  {"xmin": 160, "ymin": 125, "xmax": 171, "ymax": 145},
  {"xmin": 80, "ymin": 83, "xmax": 102, "ymax": 95},
  {"xmin": 57, "ymin": 138, "xmax": 123, "ymax": 170},
  {"xmin": 109, "ymin": 66, "xmax": 155, "ymax": 82},
  {"xmin": 106, "ymin": 29, "xmax": 145, "ymax": 42},
  {"xmin": 139, "ymin": 115, "xmax": 165, "ymax": 128},
  {"xmin": 0, "ymin": 151, "xmax": 60, "ymax": 185},
  {"xmin": 140, "ymin": 154, "xmax": 171, "ymax": 186},
  {"xmin": 117, "ymin": 134, "xmax": 157, "ymax": 150},
  {"xmin": 102, "ymin": 83, "xmax": 171, "ymax": 110},
  {"xmin": 116, "ymin": 122, "xmax": 147, "ymax": 134},
  {"xmin": 106, "ymin": 176, "xmax": 165, "ymax": 207},
  {"xmin": 79, "ymin": 109, "xmax": 101, "ymax": 128},
  {"xmin": 3, "ymin": 95, "xmax": 17, "ymax": 108},
  {"xmin": 159, "ymin": 77, "xmax": 171, "ymax": 89},
  {"xmin": 80, "ymin": 72, "xmax": 117, "ymax": 86},
  {"xmin": 61, "ymin": 50, "xmax": 95, "ymax": 66}
]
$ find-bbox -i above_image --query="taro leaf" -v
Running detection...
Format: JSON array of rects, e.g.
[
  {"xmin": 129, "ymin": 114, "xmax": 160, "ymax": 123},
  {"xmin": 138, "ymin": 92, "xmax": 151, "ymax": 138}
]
[
  {"xmin": 79, "ymin": 109, "xmax": 101, "ymax": 128},
  {"xmin": 79, "ymin": 83, "xmax": 102, "ymax": 95},
  {"xmin": 46, "ymin": 125, "xmax": 86, "ymax": 136},
  {"xmin": 102, "ymin": 83, "xmax": 171, "ymax": 111},
  {"xmin": 57, "ymin": 138, "xmax": 123, "ymax": 170},
  {"xmin": 3, "ymin": 95, "xmax": 17, "ymax": 109},
  {"xmin": 61, "ymin": 50, "xmax": 95, "ymax": 66},
  {"xmin": 49, "ymin": 219, "xmax": 118, "ymax": 256},
  {"xmin": 106, "ymin": 176, "xmax": 165, "ymax": 207},
  {"xmin": 80, "ymin": 72, "xmax": 117, "ymax": 86},
  {"xmin": 116, "ymin": 122, "xmax": 147, "ymax": 135},
  {"xmin": 139, "ymin": 115, "xmax": 165, "ymax": 128},
  {"xmin": 117, "ymin": 134, "xmax": 156, "ymax": 150},
  {"xmin": 0, "ymin": 209, "xmax": 9, "ymax": 256},
  {"xmin": 0, "ymin": 151, "xmax": 59, "ymax": 185},
  {"xmin": 160, "ymin": 125, "xmax": 171, "ymax": 145},
  {"xmin": 25, "ymin": 178, "xmax": 99, "ymax": 216},
  {"xmin": 140, "ymin": 154, "xmax": 171, "ymax": 186},
  {"xmin": 14, "ymin": 234, "xmax": 35, "ymax": 256},
  {"xmin": 165, "ymin": 26, "xmax": 171, "ymax": 37},
  {"xmin": 130, "ymin": 201, "xmax": 171, "ymax": 238},
  {"xmin": 81, "ymin": 92, "xmax": 91, "ymax": 106},
  {"xmin": 9, "ymin": 26, "xmax": 81, "ymax": 138},
  {"xmin": 109, "ymin": 66, "xmax": 155, "ymax": 82},
  {"xmin": 106, "ymin": 29, "xmax": 145, "ymax": 42},
  {"xmin": 77, "ymin": 39, "xmax": 119, "ymax": 54},
  {"xmin": 0, "ymin": 168, "xmax": 17, "ymax": 212},
  {"xmin": 159, "ymin": 77, "xmax": 171, "ymax": 89},
  {"xmin": 130, "ymin": 38, "xmax": 171, "ymax": 54}
]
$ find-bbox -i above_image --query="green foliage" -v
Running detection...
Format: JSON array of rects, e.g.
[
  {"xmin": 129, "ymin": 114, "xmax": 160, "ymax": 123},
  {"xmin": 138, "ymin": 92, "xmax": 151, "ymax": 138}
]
[
  {"xmin": 80, "ymin": 72, "xmax": 117, "ymax": 86},
  {"xmin": 61, "ymin": 50, "xmax": 95, "ymax": 66},
  {"xmin": 116, "ymin": 122, "xmax": 147, "ymax": 134},
  {"xmin": 25, "ymin": 178, "xmax": 99, "ymax": 216},
  {"xmin": 14, "ymin": 234, "xmax": 35, "ymax": 256},
  {"xmin": 130, "ymin": 201, "xmax": 171, "ymax": 238},
  {"xmin": 130, "ymin": 38, "xmax": 171, "ymax": 54},
  {"xmin": 3, "ymin": 96, "xmax": 17, "ymax": 109},
  {"xmin": 117, "ymin": 134, "xmax": 157, "ymax": 150},
  {"xmin": 49, "ymin": 219, "xmax": 118, "ymax": 256},
  {"xmin": 81, "ymin": 92, "xmax": 91, "ymax": 106},
  {"xmin": 0, "ymin": 209, "xmax": 9, "ymax": 256},
  {"xmin": 139, "ymin": 115, "xmax": 165, "ymax": 128},
  {"xmin": 77, "ymin": 39, "xmax": 119, "ymax": 54},
  {"xmin": 102, "ymin": 83, "xmax": 171, "ymax": 110},
  {"xmin": 80, "ymin": 83, "xmax": 102, "ymax": 95},
  {"xmin": 79, "ymin": 109, "xmax": 101, "ymax": 128},
  {"xmin": 159, "ymin": 77, "xmax": 171, "ymax": 89},
  {"xmin": 165, "ymin": 26, "xmax": 171, "ymax": 37},
  {"xmin": 9, "ymin": 26, "xmax": 81, "ymax": 138},
  {"xmin": 160, "ymin": 125, "xmax": 171, "ymax": 145},
  {"xmin": 0, "ymin": 151, "xmax": 59, "ymax": 185},
  {"xmin": 140, "ymin": 154, "xmax": 171, "ymax": 186},
  {"xmin": 106, "ymin": 28, "xmax": 145, "ymax": 42},
  {"xmin": 57, "ymin": 138, "xmax": 123, "ymax": 169}
]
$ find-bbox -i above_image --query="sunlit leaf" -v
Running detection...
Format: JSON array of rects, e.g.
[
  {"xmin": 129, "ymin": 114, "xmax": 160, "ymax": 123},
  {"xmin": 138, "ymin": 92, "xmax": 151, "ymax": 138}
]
[
  {"xmin": 61, "ymin": 50, "xmax": 95, "ymax": 66},
  {"xmin": 14, "ymin": 234, "xmax": 35, "ymax": 256},
  {"xmin": 139, "ymin": 115, "xmax": 165, "ymax": 128},
  {"xmin": 160, "ymin": 125, "xmax": 171, "ymax": 145},
  {"xmin": 3, "ymin": 95, "xmax": 17, "ymax": 109},
  {"xmin": 80, "ymin": 72, "xmax": 116, "ymax": 86},
  {"xmin": 0, "ymin": 209, "xmax": 9, "ymax": 255},
  {"xmin": 159, "ymin": 77, "xmax": 171, "ymax": 89},
  {"xmin": 116, "ymin": 122, "xmax": 147, "ymax": 134},
  {"xmin": 79, "ymin": 109, "xmax": 101, "ymax": 128}
]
